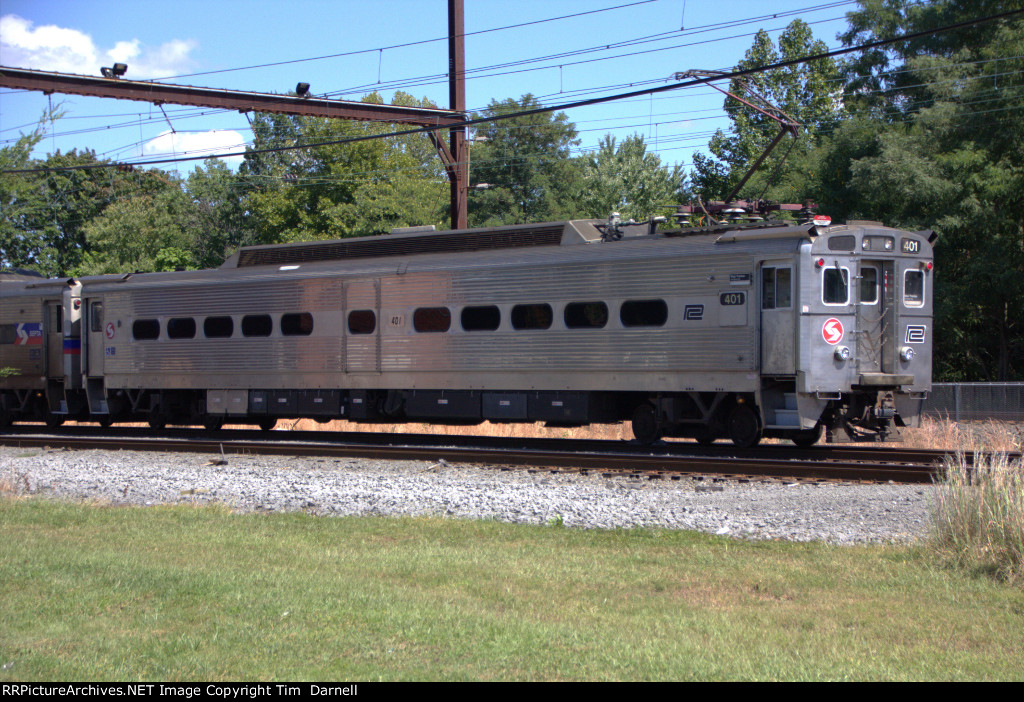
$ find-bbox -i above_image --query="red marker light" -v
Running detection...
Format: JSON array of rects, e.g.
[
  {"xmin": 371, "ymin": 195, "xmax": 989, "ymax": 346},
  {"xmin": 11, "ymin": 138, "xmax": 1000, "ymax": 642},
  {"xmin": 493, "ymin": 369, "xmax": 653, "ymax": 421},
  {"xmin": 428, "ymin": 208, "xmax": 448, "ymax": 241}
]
[{"xmin": 815, "ymin": 258, "xmax": 825, "ymax": 268}]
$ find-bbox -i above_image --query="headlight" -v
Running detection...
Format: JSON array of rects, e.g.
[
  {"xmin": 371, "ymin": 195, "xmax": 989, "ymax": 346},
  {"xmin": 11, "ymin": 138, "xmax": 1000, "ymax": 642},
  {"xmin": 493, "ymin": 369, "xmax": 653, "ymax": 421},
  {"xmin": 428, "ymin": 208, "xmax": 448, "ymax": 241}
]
[
  {"xmin": 900, "ymin": 346, "xmax": 915, "ymax": 362},
  {"xmin": 834, "ymin": 346, "xmax": 851, "ymax": 361}
]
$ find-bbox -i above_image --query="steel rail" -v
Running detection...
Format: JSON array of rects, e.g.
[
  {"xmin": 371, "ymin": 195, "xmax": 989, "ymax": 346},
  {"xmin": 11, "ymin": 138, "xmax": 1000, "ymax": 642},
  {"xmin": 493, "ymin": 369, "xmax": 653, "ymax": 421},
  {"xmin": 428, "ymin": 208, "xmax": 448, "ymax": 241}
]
[{"xmin": 1, "ymin": 433, "xmax": 940, "ymax": 483}]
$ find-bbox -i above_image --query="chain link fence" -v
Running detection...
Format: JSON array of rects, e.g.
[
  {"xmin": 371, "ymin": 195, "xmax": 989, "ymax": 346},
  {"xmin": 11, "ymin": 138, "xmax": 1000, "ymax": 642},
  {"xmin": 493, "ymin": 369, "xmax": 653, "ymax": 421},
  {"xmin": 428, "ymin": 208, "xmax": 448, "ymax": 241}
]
[{"xmin": 922, "ymin": 383, "xmax": 1024, "ymax": 422}]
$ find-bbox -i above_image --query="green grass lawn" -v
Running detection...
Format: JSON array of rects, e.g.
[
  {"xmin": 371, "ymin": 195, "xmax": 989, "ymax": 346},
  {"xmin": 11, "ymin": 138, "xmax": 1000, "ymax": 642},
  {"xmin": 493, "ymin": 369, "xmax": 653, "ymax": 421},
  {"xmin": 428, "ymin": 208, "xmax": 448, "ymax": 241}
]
[{"xmin": 1, "ymin": 499, "xmax": 1022, "ymax": 681}]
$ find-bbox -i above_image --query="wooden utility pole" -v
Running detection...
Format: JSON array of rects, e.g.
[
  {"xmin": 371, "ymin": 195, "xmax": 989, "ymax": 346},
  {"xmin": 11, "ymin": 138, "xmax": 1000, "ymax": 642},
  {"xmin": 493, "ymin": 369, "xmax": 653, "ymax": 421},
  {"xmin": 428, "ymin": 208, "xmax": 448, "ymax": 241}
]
[{"xmin": 449, "ymin": 0, "xmax": 468, "ymax": 230}]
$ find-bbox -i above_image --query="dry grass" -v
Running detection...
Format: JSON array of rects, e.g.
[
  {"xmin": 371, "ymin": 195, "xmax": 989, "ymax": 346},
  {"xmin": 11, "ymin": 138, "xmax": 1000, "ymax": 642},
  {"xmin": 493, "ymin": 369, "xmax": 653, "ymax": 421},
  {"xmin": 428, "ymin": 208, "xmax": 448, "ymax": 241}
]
[{"xmin": 929, "ymin": 451, "xmax": 1024, "ymax": 585}]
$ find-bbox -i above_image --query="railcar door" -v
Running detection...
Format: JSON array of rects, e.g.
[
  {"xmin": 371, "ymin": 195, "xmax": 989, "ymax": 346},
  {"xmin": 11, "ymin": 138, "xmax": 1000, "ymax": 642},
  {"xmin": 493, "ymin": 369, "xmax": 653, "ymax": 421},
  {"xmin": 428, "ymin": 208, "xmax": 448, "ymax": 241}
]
[
  {"xmin": 760, "ymin": 263, "xmax": 796, "ymax": 375},
  {"xmin": 84, "ymin": 299, "xmax": 106, "ymax": 377},
  {"xmin": 45, "ymin": 302, "xmax": 63, "ymax": 378},
  {"xmin": 855, "ymin": 261, "xmax": 894, "ymax": 374},
  {"xmin": 343, "ymin": 278, "xmax": 381, "ymax": 374}
]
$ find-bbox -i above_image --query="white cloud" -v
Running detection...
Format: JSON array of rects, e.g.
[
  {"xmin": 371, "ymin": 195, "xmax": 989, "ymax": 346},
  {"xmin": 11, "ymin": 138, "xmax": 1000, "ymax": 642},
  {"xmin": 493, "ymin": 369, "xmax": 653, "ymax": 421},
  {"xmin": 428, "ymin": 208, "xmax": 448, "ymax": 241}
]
[
  {"xmin": 0, "ymin": 14, "xmax": 197, "ymax": 78},
  {"xmin": 143, "ymin": 130, "xmax": 246, "ymax": 169}
]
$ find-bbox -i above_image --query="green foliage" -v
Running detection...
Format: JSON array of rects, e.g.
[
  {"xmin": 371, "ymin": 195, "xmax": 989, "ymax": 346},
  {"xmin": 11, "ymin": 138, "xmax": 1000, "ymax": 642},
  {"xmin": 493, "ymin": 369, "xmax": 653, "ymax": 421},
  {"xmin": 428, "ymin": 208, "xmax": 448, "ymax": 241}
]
[
  {"xmin": 468, "ymin": 95, "xmax": 581, "ymax": 226},
  {"xmin": 240, "ymin": 91, "xmax": 448, "ymax": 242},
  {"xmin": 693, "ymin": 20, "xmax": 843, "ymax": 201},
  {"xmin": 577, "ymin": 134, "xmax": 686, "ymax": 221}
]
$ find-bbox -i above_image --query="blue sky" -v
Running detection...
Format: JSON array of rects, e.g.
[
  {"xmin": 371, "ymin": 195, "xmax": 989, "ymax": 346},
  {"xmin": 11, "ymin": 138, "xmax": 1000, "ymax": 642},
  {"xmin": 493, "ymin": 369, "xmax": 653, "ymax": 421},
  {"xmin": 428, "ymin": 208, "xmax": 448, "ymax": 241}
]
[{"xmin": 0, "ymin": 1, "xmax": 856, "ymax": 179}]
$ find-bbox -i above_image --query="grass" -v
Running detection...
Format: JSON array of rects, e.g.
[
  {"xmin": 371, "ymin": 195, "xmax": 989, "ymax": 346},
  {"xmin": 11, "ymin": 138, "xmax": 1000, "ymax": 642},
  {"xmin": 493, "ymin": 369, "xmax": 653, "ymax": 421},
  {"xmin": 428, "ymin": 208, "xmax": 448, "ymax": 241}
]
[
  {"xmin": 929, "ymin": 452, "xmax": 1024, "ymax": 585},
  {"xmin": 1, "ymin": 500, "xmax": 1023, "ymax": 681}
]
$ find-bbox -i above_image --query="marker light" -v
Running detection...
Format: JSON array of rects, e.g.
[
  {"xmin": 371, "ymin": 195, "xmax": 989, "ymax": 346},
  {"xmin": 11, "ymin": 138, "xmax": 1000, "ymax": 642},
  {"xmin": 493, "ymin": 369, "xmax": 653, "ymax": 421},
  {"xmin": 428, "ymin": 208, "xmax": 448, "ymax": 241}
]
[
  {"xmin": 922, "ymin": 261, "xmax": 934, "ymax": 271},
  {"xmin": 900, "ymin": 347, "xmax": 916, "ymax": 362},
  {"xmin": 815, "ymin": 258, "xmax": 825, "ymax": 268},
  {"xmin": 834, "ymin": 346, "xmax": 851, "ymax": 361}
]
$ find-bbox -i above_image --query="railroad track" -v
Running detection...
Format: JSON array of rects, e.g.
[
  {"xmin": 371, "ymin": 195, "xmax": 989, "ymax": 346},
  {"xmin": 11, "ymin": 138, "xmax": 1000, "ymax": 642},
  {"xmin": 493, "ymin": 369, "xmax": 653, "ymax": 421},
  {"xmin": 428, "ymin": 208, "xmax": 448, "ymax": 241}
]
[{"xmin": 0, "ymin": 425, "xmax": 982, "ymax": 484}]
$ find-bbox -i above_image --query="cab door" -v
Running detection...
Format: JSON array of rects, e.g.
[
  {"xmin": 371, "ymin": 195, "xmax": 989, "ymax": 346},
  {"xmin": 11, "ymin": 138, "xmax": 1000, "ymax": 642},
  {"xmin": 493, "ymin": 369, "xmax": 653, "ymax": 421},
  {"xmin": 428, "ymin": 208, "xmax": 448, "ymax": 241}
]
[
  {"xmin": 760, "ymin": 263, "xmax": 796, "ymax": 375},
  {"xmin": 855, "ymin": 262, "xmax": 894, "ymax": 374},
  {"xmin": 45, "ymin": 302, "xmax": 63, "ymax": 378}
]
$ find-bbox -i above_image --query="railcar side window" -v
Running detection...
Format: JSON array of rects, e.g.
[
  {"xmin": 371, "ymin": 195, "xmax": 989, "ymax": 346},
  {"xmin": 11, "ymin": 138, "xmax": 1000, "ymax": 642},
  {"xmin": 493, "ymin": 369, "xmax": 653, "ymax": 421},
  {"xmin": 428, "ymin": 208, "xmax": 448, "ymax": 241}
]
[
  {"xmin": 761, "ymin": 267, "xmax": 792, "ymax": 310},
  {"xmin": 132, "ymin": 319, "xmax": 160, "ymax": 340},
  {"xmin": 564, "ymin": 301, "xmax": 608, "ymax": 329},
  {"xmin": 90, "ymin": 302, "xmax": 104, "ymax": 333},
  {"xmin": 620, "ymin": 299, "xmax": 668, "ymax": 327},
  {"xmin": 860, "ymin": 267, "xmax": 879, "ymax": 305},
  {"xmin": 0, "ymin": 324, "xmax": 15, "ymax": 344},
  {"xmin": 241, "ymin": 314, "xmax": 273, "ymax": 337},
  {"xmin": 461, "ymin": 305, "xmax": 501, "ymax": 332},
  {"xmin": 413, "ymin": 307, "xmax": 451, "ymax": 333},
  {"xmin": 167, "ymin": 318, "xmax": 196, "ymax": 339},
  {"xmin": 348, "ymin": 310, "xmax": 376, "ymax": 335},
  {"xmin": 281, "ymin": 312, "xmax": 314, "ymax": 336},
  {"xmin": 904, "ymin": 270, "xmax": 925, "ymax": 307},
  {"xmin": 822, "ymin": 266, "xmax": 850, "ymax": 305},
  {"xmin": 204, "ymin": 316, "xmax": 233, "ymax": 338},
  {"xmin": 511, "ymin": 304, "xmax": 553, "ymax": 330}
]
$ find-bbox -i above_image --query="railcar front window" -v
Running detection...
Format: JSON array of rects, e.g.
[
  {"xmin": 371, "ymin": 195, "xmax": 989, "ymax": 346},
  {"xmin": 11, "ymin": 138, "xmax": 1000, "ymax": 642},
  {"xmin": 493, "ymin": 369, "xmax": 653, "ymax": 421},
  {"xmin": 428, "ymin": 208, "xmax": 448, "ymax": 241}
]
[
  {"xmin": 904, "ymin": 270, "xmax": 925, "ymax": 307},
  {"xmin": 823, "ymin": 267, "xmax": 850, "ymax": 305}
]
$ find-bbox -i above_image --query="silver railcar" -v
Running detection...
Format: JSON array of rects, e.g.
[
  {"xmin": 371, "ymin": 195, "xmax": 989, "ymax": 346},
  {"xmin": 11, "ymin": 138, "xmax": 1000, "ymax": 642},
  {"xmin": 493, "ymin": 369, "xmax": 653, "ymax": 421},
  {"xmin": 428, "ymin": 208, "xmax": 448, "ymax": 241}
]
[{"xmin": 1, "ymin": 217, "xmax": 935, "ymax": 445}]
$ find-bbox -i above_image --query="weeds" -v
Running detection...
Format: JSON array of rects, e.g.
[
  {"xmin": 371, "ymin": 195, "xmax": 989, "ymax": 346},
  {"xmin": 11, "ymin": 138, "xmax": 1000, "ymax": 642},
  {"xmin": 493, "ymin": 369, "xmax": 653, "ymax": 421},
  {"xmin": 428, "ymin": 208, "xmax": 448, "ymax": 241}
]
[{"xmin": 929, "ymin": 452, "xmax": 1024, "ymax": 585}]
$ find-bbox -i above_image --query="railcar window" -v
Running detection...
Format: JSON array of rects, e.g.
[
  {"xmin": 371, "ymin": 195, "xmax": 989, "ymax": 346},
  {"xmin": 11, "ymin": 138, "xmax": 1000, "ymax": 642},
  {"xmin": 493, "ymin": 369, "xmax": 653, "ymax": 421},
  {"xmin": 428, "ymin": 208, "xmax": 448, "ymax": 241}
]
[
  {"xmin": 281, "ymin": 312, "xmax": 314, "ymax": 336},
  {"xmin": 413, "ymin": 307, "xmax": 451, "ymax": 333},
  {"xmin": 348, "ymin": 310, "xmax": 376, "ymax": 335},
  {"xmin": 860, "ymin": 267, "xmax": 879, "ymax": 305},
  {"xmin": 0, "ymin": 324, "xmax": 15, "ymax": 345},
  {"xmin": 620, "ymin": 299, "xmax": 668, "ymax": 327},
  {"xmin": 204, "ymin": 316, "xmax": 234, "ymax": 338},
  {"xmin": 823, "ymin": 266, "xmax": 850, "ymax": 305},
  {"xmin": 132, "ymin": 319, "xmax": 160, "ymax": 340},
  {"xmin": 828, "ymin": 235, "xmax": 856, "ymax": 251},
  {"xmin": 511, "ymin": 304, "xmax": 553, "ymax": 330},
  {"xmin": 564, "ymin": 301, "xmax": 608, "ymax": 329},
  {"xmin": 241, "ymin": 314, "xmax": 273, "ymax": 337},
  {"xmin": 167, "ymin": 318, "xmax": 197, "ymax": 339},
  {"xmin": 461, "ymin": 305, "xmax": 501, "ymax": 332},
  {"xmin": 904, "ymin": 270, "xmax": 925, "ymax": 307},
  {"xmin": 761, "ymin": 267, "xmax": 792, "ymax": 310},
  {"xmin": 89, "ymin": 302, "xmax": 104, "ymax": 333}
]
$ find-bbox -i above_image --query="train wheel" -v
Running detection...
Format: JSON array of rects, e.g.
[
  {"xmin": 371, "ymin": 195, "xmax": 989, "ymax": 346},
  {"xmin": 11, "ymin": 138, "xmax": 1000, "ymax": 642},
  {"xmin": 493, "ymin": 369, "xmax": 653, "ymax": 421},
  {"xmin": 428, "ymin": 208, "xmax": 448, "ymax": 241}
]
[
  {"xmin": 148, "ymin": 411, "xmax": 167, "ymax": 430},
  {"xmin": 631, "ymin": 403, "xmax": 662, "ymax": 445},
  {"xmin": 258, "ymin": 419, "xmax": 276, "ymax": 432},
  {"xmin": 0, "ymin": 411, "xmax": 11, "ymax": 429},
  {"xmin": 792, "ymin": 423, "xmax": 823, "ymax": 448},
  {"xmin": 45, "ymin": 414, "xmax": 65, "ymax": 429},
  {"xmin": 727, "ymin": 404, "xmax": 762, "ymax": 448},
  {"xmin": 203, "ymin": 417, "xmax": 225, "ymax": 431},
  {"xmin": 97, "ymin": 416, "xmax": 114, "ymax": 428}
]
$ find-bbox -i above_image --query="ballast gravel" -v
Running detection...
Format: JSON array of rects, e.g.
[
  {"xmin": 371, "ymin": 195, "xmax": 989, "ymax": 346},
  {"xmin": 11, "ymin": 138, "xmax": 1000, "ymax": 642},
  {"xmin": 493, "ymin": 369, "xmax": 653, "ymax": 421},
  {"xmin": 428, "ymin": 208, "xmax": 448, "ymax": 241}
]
[{"xmin": 1, "ymin": 445, "xmax": 935, "ymax": 543}]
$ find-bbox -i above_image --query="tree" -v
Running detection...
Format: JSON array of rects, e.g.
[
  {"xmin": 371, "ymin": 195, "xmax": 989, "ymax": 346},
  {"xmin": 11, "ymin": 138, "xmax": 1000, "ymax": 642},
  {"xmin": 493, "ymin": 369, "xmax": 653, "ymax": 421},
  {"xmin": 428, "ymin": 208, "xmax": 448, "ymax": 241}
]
[
  {"xmin": 241, "ymin": 91, "xmax": 448, "ymax": 242},
  {"xmin": 692, "ymin": 20, "xmax": 843, "ymax": 202},
  {"xmin": 468, "ymin": 95, "xmax": 581, "ymax": 226},
  {"xmin": 577, "ymin": 134, "xmax": 686, "ymax": 221},
  {"xmin": 824, "ymin": 0, "xmax": 1024, "ymax": 380}
]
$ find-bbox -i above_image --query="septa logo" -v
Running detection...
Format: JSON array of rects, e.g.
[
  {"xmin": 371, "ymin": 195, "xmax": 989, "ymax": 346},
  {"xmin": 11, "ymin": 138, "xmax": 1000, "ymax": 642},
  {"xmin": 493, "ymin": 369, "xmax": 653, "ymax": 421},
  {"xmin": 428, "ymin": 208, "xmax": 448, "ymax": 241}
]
[{"xmin": 822, "ymin": 318, "xmax": 844, "ymax": 345}]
